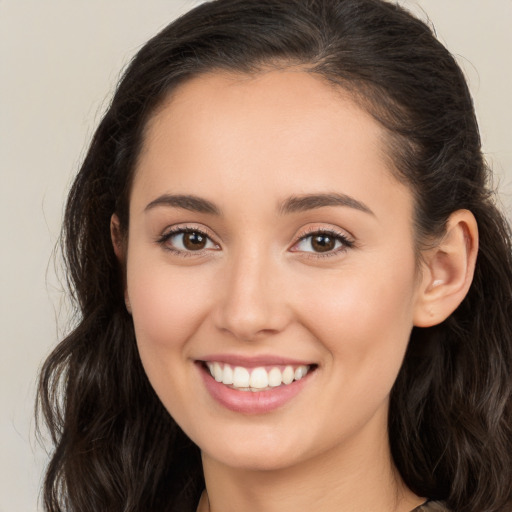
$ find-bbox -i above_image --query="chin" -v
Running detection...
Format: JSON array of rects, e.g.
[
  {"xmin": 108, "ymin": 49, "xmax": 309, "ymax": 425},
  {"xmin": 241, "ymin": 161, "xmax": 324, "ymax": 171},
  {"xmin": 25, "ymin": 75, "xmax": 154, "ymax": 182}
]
[
  {"xmin": 208, "ymin": 448, "xmax": 301, "ymax": 472},
  {"xmin": 199, "ymin": 428, "xmax": 314, "ymax": 473}
]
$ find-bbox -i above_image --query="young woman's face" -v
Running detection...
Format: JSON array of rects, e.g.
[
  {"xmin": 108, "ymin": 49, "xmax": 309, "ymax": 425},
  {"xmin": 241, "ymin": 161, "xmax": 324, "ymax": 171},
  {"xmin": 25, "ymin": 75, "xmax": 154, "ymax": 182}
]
[{"xmin": 124, "ymin": 70, "xmax": 425, "ymax": 471}]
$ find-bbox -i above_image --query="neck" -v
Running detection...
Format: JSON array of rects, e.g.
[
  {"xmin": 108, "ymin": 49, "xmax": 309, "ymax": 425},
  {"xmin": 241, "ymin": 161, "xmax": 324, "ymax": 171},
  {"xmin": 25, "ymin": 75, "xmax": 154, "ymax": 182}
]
[{"xmin": 200, "ymin": 421, "xmax": 423, "ymax": 512}]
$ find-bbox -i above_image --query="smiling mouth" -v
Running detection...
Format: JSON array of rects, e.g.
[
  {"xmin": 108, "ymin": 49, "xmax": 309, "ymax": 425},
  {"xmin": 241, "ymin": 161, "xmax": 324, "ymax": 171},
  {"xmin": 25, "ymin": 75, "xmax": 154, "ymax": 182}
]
[{"xmin": 203, "ymin": 362, "xmax": 317, "ymax": 392}]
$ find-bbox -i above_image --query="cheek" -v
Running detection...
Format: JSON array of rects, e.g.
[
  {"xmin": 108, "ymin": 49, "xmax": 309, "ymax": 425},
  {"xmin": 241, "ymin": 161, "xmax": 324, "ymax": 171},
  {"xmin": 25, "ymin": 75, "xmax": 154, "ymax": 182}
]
[
  {"xmin": 291, "ymin": 262, "xmax": 418, "ymax": 442},
  {"xmin": 125, "ymin": 259, "xmax": 215, "ymax": 426},
  {"xmin": 126, "ymin": 259, "xmax": 213, "ymax": 359},
  {"xmin": 300, "ymin": 254, "xmax": 418, "ymax": 379}
]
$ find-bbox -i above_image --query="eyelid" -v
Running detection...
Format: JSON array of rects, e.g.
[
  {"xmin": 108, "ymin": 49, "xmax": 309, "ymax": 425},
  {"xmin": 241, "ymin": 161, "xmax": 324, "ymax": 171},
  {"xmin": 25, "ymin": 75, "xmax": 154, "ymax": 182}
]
[
  {"xmin": 289, "ymin": 225, "xmax": 355, "ymax": 256},
  {"xmin": 156, "ymin": 224, "xmax": 221, "ymax": 255},
  {"xmin": 295, "ymin": 224, "xmax": 355, "ymax": 240},
  {"xmin": 155, "ymin": 223, "xmax": 355, "ymax": 257}
]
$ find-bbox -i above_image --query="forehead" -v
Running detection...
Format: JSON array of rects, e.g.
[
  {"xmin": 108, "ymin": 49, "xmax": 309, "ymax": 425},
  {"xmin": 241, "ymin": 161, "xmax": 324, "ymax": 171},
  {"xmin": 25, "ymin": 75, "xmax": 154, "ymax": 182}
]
[
  {"xmin": 142, "ymin": 69, "xmax": 387, "ymax": 162},
  {"xmin": 132, "ymin": 69, "xmax": 412, "ymax": 222}
]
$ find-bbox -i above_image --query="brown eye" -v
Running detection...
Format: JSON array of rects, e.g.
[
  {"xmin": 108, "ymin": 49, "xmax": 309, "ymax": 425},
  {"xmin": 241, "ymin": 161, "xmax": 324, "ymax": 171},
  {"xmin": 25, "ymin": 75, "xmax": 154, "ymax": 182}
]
[
  {"xmin": 182, "ymin": 231, "xmax": 207, "ymax": 250},
  {"xmin": 291, "ymin": 230, "xmax": 353, "ymax": 255},
  {"xmin": 311, "ymin": 234, "xmax": 336, "ymax": 252},
  {"xmin": 160, "ymin": 229, "xmax": 218, "ymax": 253}
]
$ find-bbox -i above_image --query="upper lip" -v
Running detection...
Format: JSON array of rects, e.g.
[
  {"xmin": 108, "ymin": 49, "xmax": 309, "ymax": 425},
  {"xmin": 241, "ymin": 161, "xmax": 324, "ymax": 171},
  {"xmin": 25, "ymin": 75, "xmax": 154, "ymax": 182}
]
[{"xmin": 197, "ymin": 354, "xmax": 315, "ymax": 368}]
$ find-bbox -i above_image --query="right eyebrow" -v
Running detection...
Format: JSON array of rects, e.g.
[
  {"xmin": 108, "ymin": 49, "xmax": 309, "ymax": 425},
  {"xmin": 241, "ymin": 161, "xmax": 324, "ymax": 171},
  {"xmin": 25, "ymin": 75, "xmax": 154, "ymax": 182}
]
[{"xmin": 144, "ymin": 194, "xmax": 221, "ymax": 215}]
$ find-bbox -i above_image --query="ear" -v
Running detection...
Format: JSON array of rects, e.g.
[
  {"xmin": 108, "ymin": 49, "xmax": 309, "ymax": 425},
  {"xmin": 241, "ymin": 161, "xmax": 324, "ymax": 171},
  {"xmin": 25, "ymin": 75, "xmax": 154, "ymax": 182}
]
[
  {"xmin": 110, "ymin": 213, "xmax": 125, "ymax": 262},
  {"xmin": 413, "ymin": 209, "xmax": 478, "ymax": 327},
  {"xmin": 110, "ymin": 214, "xmax": 132, "ymax": 314}
]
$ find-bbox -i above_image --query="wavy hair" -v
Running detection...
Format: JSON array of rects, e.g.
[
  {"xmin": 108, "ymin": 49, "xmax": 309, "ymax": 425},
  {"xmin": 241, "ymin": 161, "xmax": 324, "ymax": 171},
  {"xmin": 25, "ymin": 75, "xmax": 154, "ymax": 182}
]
[{"xmin": 37, "ymin": 0, "xmax": 512, "ymax": 511}]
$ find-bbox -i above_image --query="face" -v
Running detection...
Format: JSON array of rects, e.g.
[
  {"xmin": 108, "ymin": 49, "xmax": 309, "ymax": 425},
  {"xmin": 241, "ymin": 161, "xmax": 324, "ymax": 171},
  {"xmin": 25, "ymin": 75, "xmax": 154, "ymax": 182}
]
[{"xmin": 123, "ymin": 70, "xmax": 424, "ymax": 472}]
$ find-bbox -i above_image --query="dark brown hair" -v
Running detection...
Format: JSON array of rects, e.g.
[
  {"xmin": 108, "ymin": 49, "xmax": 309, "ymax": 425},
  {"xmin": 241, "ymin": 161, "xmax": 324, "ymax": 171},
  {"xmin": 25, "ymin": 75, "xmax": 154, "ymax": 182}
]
[{"xmin": 37, "ymin": 1, "xmax": 512, "ymax": 511}]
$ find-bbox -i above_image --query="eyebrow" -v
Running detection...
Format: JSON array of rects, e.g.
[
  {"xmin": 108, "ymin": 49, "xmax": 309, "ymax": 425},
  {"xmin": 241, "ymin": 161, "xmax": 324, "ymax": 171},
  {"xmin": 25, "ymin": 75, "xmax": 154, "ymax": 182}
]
[
  {"xmin": 145, "ymin": 194, "xmax": 221, "ymax": 215},
  {"xmin": 144, "ymin": 192, "xmax": 373, "ymax": 217},
  {"xmin": 279, "ymin": 193, "xmax": 374, "ymax": 216}
]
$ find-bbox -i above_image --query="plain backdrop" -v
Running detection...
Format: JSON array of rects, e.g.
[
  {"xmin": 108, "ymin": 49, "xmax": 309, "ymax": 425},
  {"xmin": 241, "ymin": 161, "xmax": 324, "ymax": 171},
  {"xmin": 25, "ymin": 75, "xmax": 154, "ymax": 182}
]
[{"xmin": 1, "ymin": 1, "xmax": 511, "ymax": 510}]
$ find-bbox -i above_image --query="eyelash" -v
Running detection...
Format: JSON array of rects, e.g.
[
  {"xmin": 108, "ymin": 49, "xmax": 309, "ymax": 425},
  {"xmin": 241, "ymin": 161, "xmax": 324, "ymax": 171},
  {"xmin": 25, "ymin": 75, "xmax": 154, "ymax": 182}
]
[
  {"xmin": 156, "ymin": 226, "xmax": 354, "ymax": 258},
  {"xmin": 156, "ymin": 226, "xmax": 219, "ymax": 257},
  {"xmin": 292, "ymin": 228, "xmax": 355, "ymax": 258}
]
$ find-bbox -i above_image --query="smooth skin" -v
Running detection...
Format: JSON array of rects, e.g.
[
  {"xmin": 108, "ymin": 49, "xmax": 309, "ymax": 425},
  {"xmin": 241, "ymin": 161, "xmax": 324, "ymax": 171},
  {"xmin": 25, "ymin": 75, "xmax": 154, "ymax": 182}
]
[{"xmin": 112, "ymin": 69, "xmax": 478, "ymax": 512}]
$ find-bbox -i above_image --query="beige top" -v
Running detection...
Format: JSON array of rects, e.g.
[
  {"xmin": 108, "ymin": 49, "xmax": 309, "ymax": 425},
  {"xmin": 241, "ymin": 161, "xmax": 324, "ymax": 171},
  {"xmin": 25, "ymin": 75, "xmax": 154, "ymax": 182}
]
[{"xmin": 413, "ymin": 501, "xmax": 449, "ymax": 511}]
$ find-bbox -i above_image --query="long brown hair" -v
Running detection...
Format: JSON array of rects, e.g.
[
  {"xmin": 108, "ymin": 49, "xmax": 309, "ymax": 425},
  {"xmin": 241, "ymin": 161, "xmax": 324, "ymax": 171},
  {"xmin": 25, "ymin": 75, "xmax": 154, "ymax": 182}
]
[{"xmin": 37, "ymin": 1, "xmax": 512, "ymax": 511}]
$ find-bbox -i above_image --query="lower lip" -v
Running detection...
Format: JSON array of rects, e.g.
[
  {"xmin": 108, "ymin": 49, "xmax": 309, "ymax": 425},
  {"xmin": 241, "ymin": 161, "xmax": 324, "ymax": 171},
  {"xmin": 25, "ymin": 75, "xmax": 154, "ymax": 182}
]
[{"xmin": 198, "ymin": 364, "xmax": 313, "ymax": 414}]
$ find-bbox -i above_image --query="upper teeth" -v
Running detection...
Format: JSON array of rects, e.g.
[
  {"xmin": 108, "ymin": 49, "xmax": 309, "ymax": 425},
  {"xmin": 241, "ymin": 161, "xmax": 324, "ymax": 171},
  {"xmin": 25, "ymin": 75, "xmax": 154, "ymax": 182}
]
[{"xmin": 206, "ymin": 362, "xmax": 310, "ymax": 391}]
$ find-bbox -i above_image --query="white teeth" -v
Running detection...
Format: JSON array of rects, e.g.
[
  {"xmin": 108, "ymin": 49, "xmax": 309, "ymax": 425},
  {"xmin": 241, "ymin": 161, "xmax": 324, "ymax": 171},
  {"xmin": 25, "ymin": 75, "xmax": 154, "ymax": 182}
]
[
  {"xmin": 268, "ymin": 367, "xmax": 282, "ymax": 387},
  {"xmin": 206, "ymin": 362, "xmax": 311, "ymax": 391},
  {"xmin": 233, "ymin": 366, "xmax": 250, "ymax": 388},
  {"xmin": 213, "ymin": 362, "xmax": 223, "ymax": 382},
  {"xmin": 249, "ymin": 367, "xmax": 269, "ymax": 389},
  {"xmin": 295, "ymin": 366, "xmax": 306, "ymax": 380},
  {"xmin": 282, "ymin": 366, "xmax": 294, "ymax": 385},
  {"xmin": 222, "ymin": 364, "xmax": 233, "ymax": 385}
]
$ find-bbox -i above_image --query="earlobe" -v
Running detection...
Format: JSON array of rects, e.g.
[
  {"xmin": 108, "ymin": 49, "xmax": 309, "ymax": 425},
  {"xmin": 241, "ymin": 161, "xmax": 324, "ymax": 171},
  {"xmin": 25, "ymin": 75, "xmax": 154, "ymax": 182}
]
[{"xmin": 413, "ymin": 210, "xmax": 478, "ymax": 327}]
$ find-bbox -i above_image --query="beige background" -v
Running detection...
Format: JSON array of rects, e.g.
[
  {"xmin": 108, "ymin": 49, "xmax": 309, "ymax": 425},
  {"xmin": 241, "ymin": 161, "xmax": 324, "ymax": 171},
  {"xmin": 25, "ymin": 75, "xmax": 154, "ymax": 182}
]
[{"xmin": 1, "ymin": 1, "xmax": 511, "ymax": 510}]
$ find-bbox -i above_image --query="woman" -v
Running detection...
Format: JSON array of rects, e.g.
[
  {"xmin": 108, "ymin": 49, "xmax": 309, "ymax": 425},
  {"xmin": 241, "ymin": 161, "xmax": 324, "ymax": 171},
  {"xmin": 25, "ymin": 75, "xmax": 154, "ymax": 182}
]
[{"xmin": 37, "ymin": 0, "xmax": 512, "ymax": 511}]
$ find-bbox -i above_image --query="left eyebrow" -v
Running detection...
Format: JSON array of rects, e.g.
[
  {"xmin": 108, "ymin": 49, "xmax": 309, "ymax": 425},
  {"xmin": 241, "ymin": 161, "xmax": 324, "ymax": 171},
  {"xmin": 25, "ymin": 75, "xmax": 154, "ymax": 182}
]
[{"xmin": 279, "ymin": 193, "xmax": 374, "ymax": 216}]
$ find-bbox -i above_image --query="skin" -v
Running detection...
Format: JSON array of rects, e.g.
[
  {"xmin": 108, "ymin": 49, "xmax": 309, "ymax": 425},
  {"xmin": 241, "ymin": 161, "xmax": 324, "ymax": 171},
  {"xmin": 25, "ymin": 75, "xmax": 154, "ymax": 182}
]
[{"xmin": 113, "ymin": 69, "xmax": 478, "ymax": 512}]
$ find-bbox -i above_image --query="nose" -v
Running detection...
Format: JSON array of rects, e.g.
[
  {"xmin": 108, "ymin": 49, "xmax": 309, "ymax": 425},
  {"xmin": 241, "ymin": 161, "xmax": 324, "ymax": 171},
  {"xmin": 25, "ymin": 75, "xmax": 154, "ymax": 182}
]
[{"xmin": 213, "ymin": 246, "xmax": 292, "ymax": 341}]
